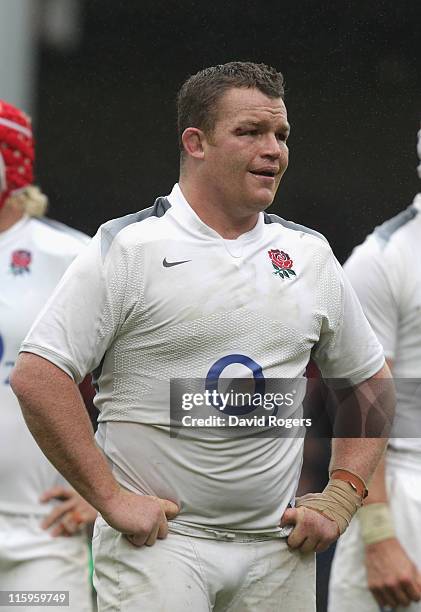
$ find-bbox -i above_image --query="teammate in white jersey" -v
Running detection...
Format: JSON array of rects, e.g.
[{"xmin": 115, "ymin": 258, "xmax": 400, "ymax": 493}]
[
  {"xmin": 12, "ymin": 63, "xmax": 394, "ymax": 611},
  {"xmin": 0, "ymin": 100, "xmax": 96, "ymax": 611},
  {"xmin": 329, "ymin": 129, "xmax": 421, "ymax": 611}
]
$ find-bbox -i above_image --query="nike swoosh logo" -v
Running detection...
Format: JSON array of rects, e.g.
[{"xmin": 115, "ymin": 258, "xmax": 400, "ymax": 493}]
[{"xmin": 162, "ymin": 257, "xmax": 191, "ymax": 268}]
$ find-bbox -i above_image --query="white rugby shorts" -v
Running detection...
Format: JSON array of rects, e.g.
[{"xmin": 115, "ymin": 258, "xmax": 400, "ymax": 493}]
[
  {"xmin": 93, "ymin": 516, "xmax": 316, "ymax": 611},
  {"xmin": 0, "ymin": 512, "xmax": 93, "ymax": 612}
]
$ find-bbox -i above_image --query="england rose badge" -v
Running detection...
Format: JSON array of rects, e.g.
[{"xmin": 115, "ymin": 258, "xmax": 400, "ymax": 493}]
[
  {"xmin": 10, "ymin": 249, "xmax": 32, "ymax": 275},
  {"xmin": 268, "ymin": 249, "xmax": 296, "ymax": 279}
]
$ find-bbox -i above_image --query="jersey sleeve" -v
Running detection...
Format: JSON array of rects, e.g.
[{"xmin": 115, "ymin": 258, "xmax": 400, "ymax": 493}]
[
  {"xmin": 20, "ymin": 228, "xmax": 129, "ymax": 383},
  {"xmin": 343, "ymin": 238, "xmax": 399, "ymax": 360},
  {"xmin": 311, "ymin": 250, "xmax": 385, "ymax": 384}
]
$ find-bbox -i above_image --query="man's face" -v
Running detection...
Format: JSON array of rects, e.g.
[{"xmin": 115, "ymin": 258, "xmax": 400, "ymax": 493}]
[{"xmin": 201, "ymin": 87, "xmax": 290, "ymax": 216}]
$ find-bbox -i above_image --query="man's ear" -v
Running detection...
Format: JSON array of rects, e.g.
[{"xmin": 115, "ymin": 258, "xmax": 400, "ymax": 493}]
[{"xmin": 181, "ymin": 128, "xmax": 206, "ymax": 160}]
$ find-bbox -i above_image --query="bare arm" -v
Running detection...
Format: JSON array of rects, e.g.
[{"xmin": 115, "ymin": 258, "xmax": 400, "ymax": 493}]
[
  {"xmin": 281, "ymin": 362, "xmax": 394, "ymax": 553},
  {"xmin": 329, "ymin": 361, "xmax": 394, "ymax": 480},
  {"xmin": 359, "ymin": 360, "xmax": 421, "ymax": 608},
  {"xmin": 11, "ymin": 353, "xmax": 178, "ymax": 546}
]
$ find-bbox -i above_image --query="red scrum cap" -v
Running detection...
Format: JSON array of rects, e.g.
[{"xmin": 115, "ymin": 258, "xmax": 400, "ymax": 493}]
[{"xmin": 0, "ymin": 100, "xmax": 34, "ymax": 209}]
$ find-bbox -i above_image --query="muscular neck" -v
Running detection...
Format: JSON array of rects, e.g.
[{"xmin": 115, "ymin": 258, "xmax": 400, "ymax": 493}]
[{"xmin": 179, "ymin": 176, "xmax": 259, "ymax": 240}]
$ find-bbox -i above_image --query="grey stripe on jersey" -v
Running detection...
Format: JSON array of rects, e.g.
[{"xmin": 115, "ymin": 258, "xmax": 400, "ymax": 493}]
[
  {"xmin": 374, "ymin": 204, "xmax": 418, "ymax": 246},
  {"xmin": 99, "ymin": 197, "xmax": 171, "ymax": 260},
  {"xmin": 264, "ymin": 212, "xmax": 328, "ymax": 243},
  {"xmin": 91, "ymin": 196, "xmax": 172, "ymax": 384},
  {"xmin": 37, "ymin": 217, "xmax": 91, "ymax": 244}
]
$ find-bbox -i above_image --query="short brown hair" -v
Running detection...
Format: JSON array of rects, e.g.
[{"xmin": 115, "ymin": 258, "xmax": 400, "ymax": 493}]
[{"xmin": 177, "ymin": 61, "xmax": 285, "ymax": 152}]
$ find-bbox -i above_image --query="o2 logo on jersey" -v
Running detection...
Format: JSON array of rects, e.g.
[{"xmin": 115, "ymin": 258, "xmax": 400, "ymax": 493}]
[
  {"xmin": 0, "ymin": 333, "xmax": 6, "ymax": 385},
  {"xmin": 0, "ymin": 333, "xmax": 14, "ymax": 385},
  {"xmin": 205, "ymin": 354, "xmax": 274, "ymax": 416}
]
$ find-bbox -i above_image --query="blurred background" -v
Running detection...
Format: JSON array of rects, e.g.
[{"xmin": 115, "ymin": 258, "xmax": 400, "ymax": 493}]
[
  {"xmin": 0, "ymin": 0, "xmax": 419, "ymax": 262},
  {"xmin": 1, "ymin": 2, "xmax": 419, "ymax": 610}
]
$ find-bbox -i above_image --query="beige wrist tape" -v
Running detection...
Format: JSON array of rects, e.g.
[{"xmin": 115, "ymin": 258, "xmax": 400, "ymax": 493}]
[
  {"xmin": 358, "ymin": 503, "xmax": 395, "ymax": 545},
  {"xmin": 295, "ymin": 479, "xmax": 362, "ymax": 535}
]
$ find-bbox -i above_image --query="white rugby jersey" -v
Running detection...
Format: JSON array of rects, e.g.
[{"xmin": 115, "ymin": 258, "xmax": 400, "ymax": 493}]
[
  {"xmin": 345, "ymin": 193, "xmax": 421, "ymax": 457},
  {"xmin": 22, "ymin": 184, "xmax": 384, "ymax": 531},
  {"xmin": 0, "ymin": 215, "xmax": 90, "ymax": 514}
]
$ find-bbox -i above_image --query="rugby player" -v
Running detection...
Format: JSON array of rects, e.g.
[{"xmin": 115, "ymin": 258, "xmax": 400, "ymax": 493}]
[
  {"xmin": 329, "ymin": 127, "xmax": 421, "ymax": 611},
  {"xmin": 11, "ymin": 63, "xmax": 394, "ymax": 611},
  {"xmin": 0, "ymin": 100, "xmax": 96, "ymax": 611}
]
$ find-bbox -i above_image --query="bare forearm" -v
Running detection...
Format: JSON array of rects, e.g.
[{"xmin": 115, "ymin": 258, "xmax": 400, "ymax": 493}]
[
  {"xmin": 361, "ymin": 454, "xmax": 388, "ymax": 503},
  {"xmin": 360, "ymin": 359, "xmax": 393, "ymax": 501},
  {"xmin": 361, "ymin": 359, "xmax": 393, "ymax": 502},
  {"xmin": 330, "ymin": 362, "xmax": 394, "ymax": 485},
  {"xmin": 330, "ymin": 436, "xmax": 387, "ymax": 484},
  {"xmin": 11, "ymin": 353, "xmax": 119, "ymax": 514}
]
